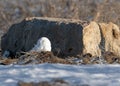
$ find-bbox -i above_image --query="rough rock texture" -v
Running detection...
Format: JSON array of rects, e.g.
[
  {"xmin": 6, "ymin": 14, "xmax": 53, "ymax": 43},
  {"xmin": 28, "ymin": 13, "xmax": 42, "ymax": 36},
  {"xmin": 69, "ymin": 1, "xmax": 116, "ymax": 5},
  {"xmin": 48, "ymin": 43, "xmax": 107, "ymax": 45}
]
[
  {"xmin": 1, "ymin": 17, "xmax": 120, "ymax": 57},
  {"xmin": 99, "ymin": 22, "xmax": 120, "ymax": 56},
  {"xmin": 83, "ymin": 22, "xmax": 101, "ymax": 56},
  {"xmin": 1, "ymin": 17, "xmax": 85, "ymax": 57}
]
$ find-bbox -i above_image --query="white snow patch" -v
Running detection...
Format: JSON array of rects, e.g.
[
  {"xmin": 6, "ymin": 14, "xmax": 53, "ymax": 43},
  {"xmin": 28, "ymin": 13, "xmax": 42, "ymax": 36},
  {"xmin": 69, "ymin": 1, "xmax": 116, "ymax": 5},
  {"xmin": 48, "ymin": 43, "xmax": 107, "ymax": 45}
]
[
  {"xmin": 0, "ymin": 64, "xmax": 120, "ymax": 86},
  {"xmin": 31, "ymin": 37, "xmax": 51, "ymax": 52},
  {"xmin": 5, "ymin": 79, "xmax": 15, "ymax": 83}
]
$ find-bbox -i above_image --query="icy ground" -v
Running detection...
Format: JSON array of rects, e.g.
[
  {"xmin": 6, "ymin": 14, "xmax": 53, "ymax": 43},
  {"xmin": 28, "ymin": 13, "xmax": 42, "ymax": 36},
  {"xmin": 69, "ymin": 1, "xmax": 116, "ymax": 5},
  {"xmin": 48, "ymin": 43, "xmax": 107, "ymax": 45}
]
[{"xmin": 0, "ymin": 63, "xmax": 120, "ymax": 86}]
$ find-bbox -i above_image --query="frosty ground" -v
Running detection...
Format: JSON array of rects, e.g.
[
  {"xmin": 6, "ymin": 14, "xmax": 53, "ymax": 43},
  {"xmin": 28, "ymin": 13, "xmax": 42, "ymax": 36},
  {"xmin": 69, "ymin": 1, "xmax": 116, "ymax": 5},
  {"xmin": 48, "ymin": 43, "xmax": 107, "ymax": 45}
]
[{"xmin": 0, "ymin": 63, "xmax": 120, "ymax": 86}]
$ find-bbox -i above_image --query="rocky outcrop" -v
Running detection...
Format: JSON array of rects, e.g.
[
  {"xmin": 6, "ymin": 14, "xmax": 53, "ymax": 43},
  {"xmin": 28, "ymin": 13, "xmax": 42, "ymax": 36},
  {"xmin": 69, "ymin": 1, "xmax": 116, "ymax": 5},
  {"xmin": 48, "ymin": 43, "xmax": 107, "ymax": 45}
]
[
  {"xmin": 83, "ymin": 22, "xmax": 101, "ymax": 56},
  {"xmin": 99, "ymin": 22, "xmax": 120, "ymax": 56},
  {"xmin": 1, "ymin": 17, "xmax": 84, "ymax": 57},
  {"xmin": 83, "ymin": 21, "xmax": 120, "ymax": 57},
  {"xmin": 1, "ymin": 17, "xmax": 120, "ymax": 57}
]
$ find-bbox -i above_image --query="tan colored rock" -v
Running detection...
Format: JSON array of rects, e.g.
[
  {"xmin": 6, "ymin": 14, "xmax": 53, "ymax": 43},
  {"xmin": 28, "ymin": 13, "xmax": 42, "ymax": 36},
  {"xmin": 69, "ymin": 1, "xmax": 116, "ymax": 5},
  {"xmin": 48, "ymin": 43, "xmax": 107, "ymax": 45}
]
[
  {"xmin": 83, "ymin": 21, "xmax": 101, "ymax": 56},
  {"xmin": 99, "ymin": 22, "xmax": 120, "ymax": 56}
]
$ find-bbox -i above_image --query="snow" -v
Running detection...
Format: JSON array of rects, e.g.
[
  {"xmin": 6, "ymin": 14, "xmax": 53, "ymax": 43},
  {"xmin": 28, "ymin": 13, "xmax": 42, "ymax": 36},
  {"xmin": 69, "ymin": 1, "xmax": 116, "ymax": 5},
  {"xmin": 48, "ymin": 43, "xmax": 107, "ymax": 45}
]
[{"xmin": 0, "ymin": 64, "xmax": 120, "ymax": 86}]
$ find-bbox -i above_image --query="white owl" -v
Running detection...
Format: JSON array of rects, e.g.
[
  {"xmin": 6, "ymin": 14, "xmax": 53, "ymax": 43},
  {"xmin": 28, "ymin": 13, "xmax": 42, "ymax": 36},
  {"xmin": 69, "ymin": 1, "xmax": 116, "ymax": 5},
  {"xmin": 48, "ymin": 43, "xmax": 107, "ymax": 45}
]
[{"xmin": 31, "ymin": 37, "xmax": 51, "ymax": 52}]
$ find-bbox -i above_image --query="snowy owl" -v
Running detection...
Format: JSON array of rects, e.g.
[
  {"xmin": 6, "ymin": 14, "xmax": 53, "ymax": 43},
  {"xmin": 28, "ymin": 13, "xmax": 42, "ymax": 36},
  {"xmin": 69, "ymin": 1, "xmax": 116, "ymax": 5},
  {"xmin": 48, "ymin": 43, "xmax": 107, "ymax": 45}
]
[{"xmin": 31, "ymin": 37, "xmax": 51, "ymax": 52}]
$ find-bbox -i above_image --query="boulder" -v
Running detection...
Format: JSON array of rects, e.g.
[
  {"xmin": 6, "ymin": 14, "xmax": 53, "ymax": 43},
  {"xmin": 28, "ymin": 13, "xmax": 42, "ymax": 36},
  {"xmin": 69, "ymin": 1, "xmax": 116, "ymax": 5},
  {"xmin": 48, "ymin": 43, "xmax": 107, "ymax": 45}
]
[
  {"xmin": 2, "ymin": 17, "xmax": 120, "ymax": 57},
  {"xmin": 99, "ymin": 22, "xmax": 120, "ymax": 56},
  {"xmin": 1, "ymin": 17, "xmax": 84, "ymax": 56},
  {"xmin": 83, "ymin": 22, "xmax": 101, "ymax": 56}
]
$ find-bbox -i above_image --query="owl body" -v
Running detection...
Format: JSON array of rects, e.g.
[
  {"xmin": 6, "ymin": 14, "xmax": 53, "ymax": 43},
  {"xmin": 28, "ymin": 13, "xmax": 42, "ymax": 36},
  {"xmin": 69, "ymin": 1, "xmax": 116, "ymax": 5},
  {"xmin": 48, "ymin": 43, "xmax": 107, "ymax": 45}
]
[{"xmin": 31, "ymin": 37, "xmax": 51, "ymax": 52}]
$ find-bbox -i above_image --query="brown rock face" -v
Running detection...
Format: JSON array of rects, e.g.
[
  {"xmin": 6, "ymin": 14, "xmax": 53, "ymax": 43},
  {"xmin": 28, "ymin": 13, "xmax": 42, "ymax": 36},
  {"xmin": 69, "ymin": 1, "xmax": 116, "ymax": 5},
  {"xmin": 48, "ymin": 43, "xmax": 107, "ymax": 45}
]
[
  {"xmin": 1, "ymin": 17, "xmax": 84, "ymax": 56},
  {"xmin": 83, "ymin": 22, "xmax": 101, "ymax": 56},
  {"xmin": 99, "ymin": 22, "xmax": 120, "ymax": 56}
]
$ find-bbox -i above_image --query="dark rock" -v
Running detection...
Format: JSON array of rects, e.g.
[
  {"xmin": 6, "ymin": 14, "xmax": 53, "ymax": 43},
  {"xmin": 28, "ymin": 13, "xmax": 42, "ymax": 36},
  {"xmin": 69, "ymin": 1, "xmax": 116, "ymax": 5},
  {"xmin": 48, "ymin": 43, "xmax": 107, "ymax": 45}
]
[
  {"xmin": 2, "ymin": 17, "xmax": 120, "ymax": 58},
  {"xmin": 1, "ymin": 17, "xmax": 84, "ymax": 57}
]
